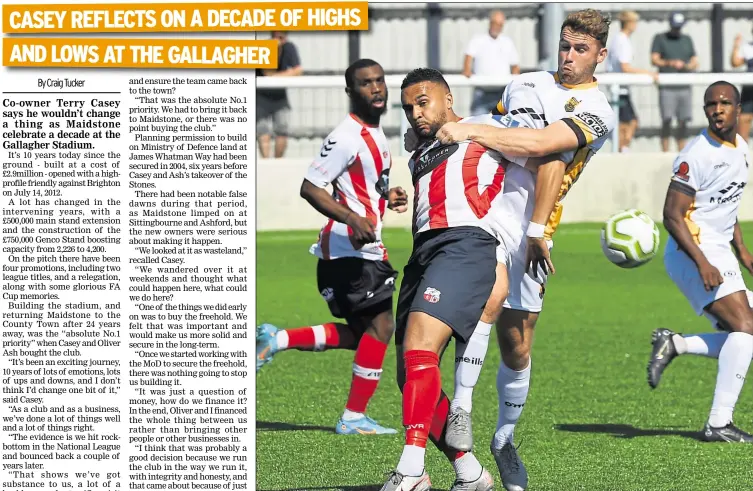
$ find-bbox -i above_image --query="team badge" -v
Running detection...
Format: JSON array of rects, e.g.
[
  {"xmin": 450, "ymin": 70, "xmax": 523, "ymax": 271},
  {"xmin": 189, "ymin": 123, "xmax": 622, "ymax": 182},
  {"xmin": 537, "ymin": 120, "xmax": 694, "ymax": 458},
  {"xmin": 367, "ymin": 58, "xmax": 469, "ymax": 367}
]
[
  {"xmin": 423, "ymin": 287, "xmax": 441, "ymax": 303},
  {"xmin": 675, "ymin": 162, "xmax": 690, "ymax": 182},
  {"xmin": 564, "ymin": 97, "xmax": 580, "ymax": 112}
]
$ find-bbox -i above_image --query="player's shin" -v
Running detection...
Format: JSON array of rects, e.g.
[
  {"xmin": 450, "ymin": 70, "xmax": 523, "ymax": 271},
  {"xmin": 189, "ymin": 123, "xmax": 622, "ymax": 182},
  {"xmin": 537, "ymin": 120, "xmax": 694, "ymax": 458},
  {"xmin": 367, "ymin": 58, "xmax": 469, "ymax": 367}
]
[
  {"xmin": 343, "ymin": 333, "xmax": 389, "ymax": 419},
  {"xmin": 675, "ymin": 332, "xmax": 728, "ymax": 358},
  {"xmin": 453, "ymin": 321, "xmax": 493, "ymax": 412},
  {"xmin": 398, "ymin": 350, "xmax": 442, "ymax": 477},
  {"xmin": 492, "ymin": 358, "xmax": 531, "ymax": 449},
  {"xmin": 708, "ymin": 332, "xmax": 753, "ymax": 428}
]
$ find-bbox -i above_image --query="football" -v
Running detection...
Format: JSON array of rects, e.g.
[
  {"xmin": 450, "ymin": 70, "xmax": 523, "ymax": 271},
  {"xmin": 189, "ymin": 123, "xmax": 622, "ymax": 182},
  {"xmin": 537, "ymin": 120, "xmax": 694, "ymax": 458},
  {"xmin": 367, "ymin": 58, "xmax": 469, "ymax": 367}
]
[{"xmin": 600, "ymin": 209, "xmax": 661, "ymax": 268}]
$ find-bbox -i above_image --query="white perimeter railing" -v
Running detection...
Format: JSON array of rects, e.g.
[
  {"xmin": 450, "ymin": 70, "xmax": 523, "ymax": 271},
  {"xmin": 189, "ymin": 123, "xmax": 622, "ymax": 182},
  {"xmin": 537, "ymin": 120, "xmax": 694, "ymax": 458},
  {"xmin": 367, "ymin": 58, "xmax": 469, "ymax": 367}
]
[{"xmin": 257, "ymin": 72, "xmax": 753, "ymax": 154}]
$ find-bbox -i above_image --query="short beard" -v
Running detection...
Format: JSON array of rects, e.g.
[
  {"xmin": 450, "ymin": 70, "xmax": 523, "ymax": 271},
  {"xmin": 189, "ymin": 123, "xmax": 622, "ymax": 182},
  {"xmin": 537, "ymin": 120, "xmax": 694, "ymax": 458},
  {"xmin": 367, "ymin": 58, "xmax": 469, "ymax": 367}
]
[
  {"xmin": 559, "ymin": 61, "xmax": 597, "ymax": 85},
  {"xmin": 352, "ymin": 97, "xmax": 387, "ymax": 119},
  {"xmin": 418, "ymin": 114, "xmax": 447, "ymax": 141}
]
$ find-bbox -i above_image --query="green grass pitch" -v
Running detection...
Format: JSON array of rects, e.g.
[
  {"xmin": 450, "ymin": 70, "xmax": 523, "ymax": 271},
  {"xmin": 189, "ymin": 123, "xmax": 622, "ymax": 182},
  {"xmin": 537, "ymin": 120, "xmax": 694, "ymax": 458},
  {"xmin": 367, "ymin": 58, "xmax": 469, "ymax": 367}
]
[{"xmin": 256, "ymin": 223, "xmax": 753, "ymax": 491}]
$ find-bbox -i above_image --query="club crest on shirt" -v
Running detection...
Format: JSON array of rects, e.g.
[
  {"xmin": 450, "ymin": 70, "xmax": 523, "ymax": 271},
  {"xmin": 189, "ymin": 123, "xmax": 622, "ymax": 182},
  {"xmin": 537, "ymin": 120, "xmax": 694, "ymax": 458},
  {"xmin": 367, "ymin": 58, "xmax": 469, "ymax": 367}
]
[
  {"xmin": 564, "ymin": 97, "xmax": 580, "ymax": 112},
  {"xmin": 675, "ymin": 162, "xmax": 690, "ymax": 182},
  {"xmin": 423, "ymin": 287, "xmax": 441, "ymax": 303}
]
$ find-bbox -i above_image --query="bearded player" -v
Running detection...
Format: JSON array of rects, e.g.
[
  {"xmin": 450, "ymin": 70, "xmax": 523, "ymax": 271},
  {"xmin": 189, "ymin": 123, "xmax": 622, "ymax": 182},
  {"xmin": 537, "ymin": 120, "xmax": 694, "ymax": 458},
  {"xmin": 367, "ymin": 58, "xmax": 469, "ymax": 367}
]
[
  {"xmin": 647, "ymin": 81, "xmax": 753, "ymax": 443},
  {"xmin": 256, "ymin": 59, "xmax": 409, "ymax": 436},
  {"xmin": 422, "ymin": 9, "xmax": 617, "ymax": 490},
  {"xmin": 382, "ymin": 66, "xmax": 570, "ymax": 491}
]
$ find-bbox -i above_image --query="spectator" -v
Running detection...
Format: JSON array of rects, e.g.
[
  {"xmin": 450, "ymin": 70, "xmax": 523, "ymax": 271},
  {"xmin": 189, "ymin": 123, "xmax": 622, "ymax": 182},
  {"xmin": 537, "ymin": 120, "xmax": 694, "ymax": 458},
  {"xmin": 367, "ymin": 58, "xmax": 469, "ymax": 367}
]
[
  {"xmin": 462, "ymin": 10, "xmax": 520, "ymax": 116},
  {"xmin": 651, "ymin": 12, "xmax": 698, "ymax": 152},
  {"xmin": 730, "ymin": 27, "xmax": 753, "ymax": 142},
  {"xmin": 256, "ymin": 31, "xmax": 302, "ymax": 158},
  {"xmin": 606, "ymin": 11, "xmax": 659, "ymax": 152}
]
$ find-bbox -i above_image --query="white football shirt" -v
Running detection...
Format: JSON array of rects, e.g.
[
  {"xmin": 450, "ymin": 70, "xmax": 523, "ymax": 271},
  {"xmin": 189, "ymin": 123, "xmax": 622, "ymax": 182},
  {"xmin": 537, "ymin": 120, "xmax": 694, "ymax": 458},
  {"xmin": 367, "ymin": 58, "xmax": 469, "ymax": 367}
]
[
  {"xmin": 491, "ymin": 71, "xmax": 617, "ymax": 239},
  {"xmin": 408, "ymin": 114, "xmax": 528, "ymax": 246},
  {"xmin": 305, "ymin": 114, "xmax": 392, "ymax": 261},
  {"xmin": 464, "ymin": 33, "xmax": 520, "ymax": 77},
  {"xmin": 606, "ymin": 31, "xmax": 633, "ymax": 73},
  {"xmin": 668, "ymin": 129, "xmax": 750, "ymax": 247}
]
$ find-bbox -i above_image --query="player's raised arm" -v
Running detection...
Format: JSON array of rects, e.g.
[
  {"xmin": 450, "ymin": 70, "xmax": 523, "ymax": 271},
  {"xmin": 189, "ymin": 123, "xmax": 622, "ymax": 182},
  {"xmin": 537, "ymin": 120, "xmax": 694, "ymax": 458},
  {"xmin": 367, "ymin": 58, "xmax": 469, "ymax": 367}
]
[
  {"xmin": 732, "ymin": 219, "xmax": 753, "ymax": 275},
  {"xmin": 662, "ymin": 168, "xmax": 722, "ymax": 291},
  {"xmin": 438, "ymin": 119, "xmax": 581, "ymax": 158}
]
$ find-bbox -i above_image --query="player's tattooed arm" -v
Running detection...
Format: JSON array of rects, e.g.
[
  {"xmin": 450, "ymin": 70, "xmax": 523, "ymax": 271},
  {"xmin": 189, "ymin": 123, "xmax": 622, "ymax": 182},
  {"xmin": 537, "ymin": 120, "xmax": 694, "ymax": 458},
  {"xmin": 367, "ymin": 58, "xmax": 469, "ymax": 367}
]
[
  {"xmin": 300, "ymin": 179, "xmax": 376, "ymax": 244},
  {"xmin": 732, "ymin": 219, "xmax": 753, "ymax": 275},
  {"xmin": 663, "ymin": 185, "xmax": 723, "ymax": 291}
]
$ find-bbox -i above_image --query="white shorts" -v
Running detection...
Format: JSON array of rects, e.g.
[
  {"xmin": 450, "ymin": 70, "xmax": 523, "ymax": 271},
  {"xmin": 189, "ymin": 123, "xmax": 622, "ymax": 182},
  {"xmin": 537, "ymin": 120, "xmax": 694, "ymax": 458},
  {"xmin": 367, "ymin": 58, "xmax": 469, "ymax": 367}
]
[
  {"xmin": 498, "ymin": 239, "xmax": 553, "ymax": 313},
  {"xmin": 664, "ymin": 242, "xmax": 748, "ymax": 316}
]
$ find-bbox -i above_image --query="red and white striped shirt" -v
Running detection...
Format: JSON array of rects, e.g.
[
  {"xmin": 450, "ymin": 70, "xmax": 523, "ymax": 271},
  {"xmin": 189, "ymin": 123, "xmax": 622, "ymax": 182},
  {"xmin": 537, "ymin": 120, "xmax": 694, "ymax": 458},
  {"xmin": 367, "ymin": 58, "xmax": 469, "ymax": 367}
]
[
  {"xmin": 306, "ymin": 114, "xmax": 392, "ymax": 261},
  {"xmin": 409, "ymin": 116, "xmax": 513, "ymax": 242}
]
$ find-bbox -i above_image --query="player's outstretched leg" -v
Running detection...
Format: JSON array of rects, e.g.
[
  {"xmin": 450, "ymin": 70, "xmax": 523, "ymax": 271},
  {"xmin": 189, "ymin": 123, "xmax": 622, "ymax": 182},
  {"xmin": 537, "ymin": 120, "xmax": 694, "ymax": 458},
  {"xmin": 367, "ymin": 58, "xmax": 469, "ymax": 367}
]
[
  {"xmin": 491, "ymin": 309, "xmax": 535, "ymax": 491},
  {"xmin": 448, "ymin": 263, "xmax": 508, "ymax": 451},
  {"xmin": 647, "ymin": 329, "xmax": 735, "ymax": 388},
  {"xmin": 255, "ymin": 321, "xmax": 355, "ymax": 371},
  {"xmin": 395, "ymin": 344, "xmax": 494, "ymax": 491},
  {"xmin": 648, "ymin": 292, "xmax": 753, "ymax": 388},
  {"xmin": 701, "ymin": 291, "xmax": 753, "ymax": 443},
  {"xmin": 336, "ymin": 303, "xmax": 396, "ymax": 435}
]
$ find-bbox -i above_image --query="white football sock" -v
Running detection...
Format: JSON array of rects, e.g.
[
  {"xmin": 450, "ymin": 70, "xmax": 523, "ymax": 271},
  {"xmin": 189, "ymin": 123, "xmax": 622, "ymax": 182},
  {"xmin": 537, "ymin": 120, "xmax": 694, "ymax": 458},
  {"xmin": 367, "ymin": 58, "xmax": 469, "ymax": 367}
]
[
  {"xmin": 708, "ymin": 332, "xmax": 753, "ymax": 428},
  {"xmin": 452, "ymin": 321, "xmax": 493, "ymax": 413},
  {"xmin": 452, "ymin": 452, "xmax": 483, "ymax": 482},
  {"xmin": 492, "ymin": 358, "xmax": 531, "ymax": 450},
  {"xmin": 275, "ymin": 330, "xmax": 289, "ymax": 350},
  {"xmin": 341, "ymin": 409, "xmax": 364, "ymax": 421},
  {"xmin": 396, "ymin": 445, "xmax": 425, "ymax": 477},
  {"xmin": 681, "ymin": 333, "xmax": 728, "ymax": 358}
]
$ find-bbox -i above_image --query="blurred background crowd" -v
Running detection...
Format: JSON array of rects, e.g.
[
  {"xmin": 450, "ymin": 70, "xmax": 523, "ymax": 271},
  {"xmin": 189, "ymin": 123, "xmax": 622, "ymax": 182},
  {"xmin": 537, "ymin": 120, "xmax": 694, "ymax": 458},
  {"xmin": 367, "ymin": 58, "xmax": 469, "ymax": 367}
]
[{"xmin": 255, "ymin": 3, "xmax": 753, "ymax": 159}]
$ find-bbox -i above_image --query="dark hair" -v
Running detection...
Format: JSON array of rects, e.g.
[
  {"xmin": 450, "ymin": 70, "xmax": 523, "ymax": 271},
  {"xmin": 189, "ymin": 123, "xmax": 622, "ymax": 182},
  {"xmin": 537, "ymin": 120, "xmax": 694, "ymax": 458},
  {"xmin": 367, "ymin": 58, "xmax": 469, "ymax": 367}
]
[
  {"xmin": 400, "ymin": 67, "xmax": 450, "ymax": 92},
  {"xmin": 705, "ymin": 80, "xmax": 741, "ymax": 104},
  {"xmin": 561, "ymin": 9, "xmax": 611, "ymax": 48},
  {"xmin": 345, "ymin": 59, "xmax": 382, "ymax": 88}
]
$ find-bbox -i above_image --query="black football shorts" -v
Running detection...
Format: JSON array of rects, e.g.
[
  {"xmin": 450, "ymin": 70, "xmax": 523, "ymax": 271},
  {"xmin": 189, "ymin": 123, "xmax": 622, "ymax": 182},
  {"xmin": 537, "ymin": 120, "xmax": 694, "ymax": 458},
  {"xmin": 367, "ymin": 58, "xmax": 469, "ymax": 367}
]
[{"xmin": 395, "ymin": 226, "xmax": 497, "ymax": 344}]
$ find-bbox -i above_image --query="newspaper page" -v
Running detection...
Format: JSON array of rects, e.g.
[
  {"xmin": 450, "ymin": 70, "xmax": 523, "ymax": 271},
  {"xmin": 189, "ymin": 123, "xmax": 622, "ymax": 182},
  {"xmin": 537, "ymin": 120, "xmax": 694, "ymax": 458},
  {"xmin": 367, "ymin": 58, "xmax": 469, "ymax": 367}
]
[{"xmin": 0, "ymin": 2, "xmax": 369, "ymax": 490}]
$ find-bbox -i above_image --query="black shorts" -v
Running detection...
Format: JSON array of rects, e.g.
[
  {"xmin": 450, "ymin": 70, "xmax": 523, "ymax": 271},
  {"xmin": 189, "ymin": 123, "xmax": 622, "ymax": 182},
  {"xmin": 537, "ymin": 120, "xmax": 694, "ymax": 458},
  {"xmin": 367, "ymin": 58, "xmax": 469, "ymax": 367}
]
[
  {"xmin": 316, "ymin": 257, "xmax": 398, "ymax": 319},
  {"xmin": 741, "ymin": 85, "xmax": 753, "ymax": 115},
  {"xmin": 395, "ymin": 226, "xmax": 497, "ymax": 345},
  {"xmin": 618, "ymin": 94, "xmax": 637, "ymax": 123}
]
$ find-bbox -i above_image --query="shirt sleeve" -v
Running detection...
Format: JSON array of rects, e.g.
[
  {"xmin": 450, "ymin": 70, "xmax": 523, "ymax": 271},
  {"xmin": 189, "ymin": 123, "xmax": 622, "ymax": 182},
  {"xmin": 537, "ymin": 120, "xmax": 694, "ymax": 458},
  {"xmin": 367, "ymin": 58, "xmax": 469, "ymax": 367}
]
[
  {"xmin": 617, "ymin": 38, "xmax": 633, "ymax": 64},
  {"xmin": 281, "ymin": 42, "xmax": 301, "ymax": 70},
  {"xmin": 464, "ymin": 36, "xmax": 479, "ymax": 57},
  {"xmin": 491, "ymin": 80, "xmax": 513, "ymax": 115},
  {"xmin": 670, "ymin": 153, "xmax": 703, "ymax": 194},
  {"xmin": 687, "ymin": 36, "xmax": 696, "ymax": 58},
  {"xmin": 742, "ymin": 43, "xmax": 753, "ymax": 62},
  {"xmin": 507, "ymin": 38, "xmax": 520, "ymax": 66},
  {"xmin": 304, "ymin": 132, "xmax": 356, "ymax": 188},
  {"xmin": 562, "ymin": 100, "xmax": 617, "ymax": 147},
  {"xmin": 650, "ymin": 34, "xmax": 663, "ymax": 55}
]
